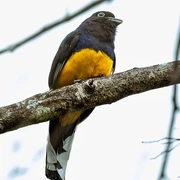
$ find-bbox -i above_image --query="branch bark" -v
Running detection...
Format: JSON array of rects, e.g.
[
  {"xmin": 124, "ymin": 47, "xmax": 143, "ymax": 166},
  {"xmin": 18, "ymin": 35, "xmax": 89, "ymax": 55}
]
[{"xmin": 0, "ymin": 61, "xmax": 180, "ymax": 134}]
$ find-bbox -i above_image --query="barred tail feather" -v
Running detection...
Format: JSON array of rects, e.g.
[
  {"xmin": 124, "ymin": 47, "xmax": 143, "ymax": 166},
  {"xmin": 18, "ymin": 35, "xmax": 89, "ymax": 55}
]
[
  {"xmin": 45, "ymin": 119, "xmax": 77, "ymax": 180},
  {"xmin": 57, "ymin": 132, "xmax": 76, "ymax": 179}
]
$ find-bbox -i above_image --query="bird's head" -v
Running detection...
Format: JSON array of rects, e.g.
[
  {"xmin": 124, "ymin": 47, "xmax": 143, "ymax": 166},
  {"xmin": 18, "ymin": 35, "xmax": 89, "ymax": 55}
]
[{"xmin": 78, "ymin": 11, "xmax": 123, "ymax": 43}]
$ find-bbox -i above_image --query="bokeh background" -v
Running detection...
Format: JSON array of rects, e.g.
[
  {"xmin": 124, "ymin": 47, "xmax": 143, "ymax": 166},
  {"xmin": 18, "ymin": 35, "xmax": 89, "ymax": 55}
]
[{"xmin": 0, "ymin": 0, "xmax": 180, "ymax": 179}]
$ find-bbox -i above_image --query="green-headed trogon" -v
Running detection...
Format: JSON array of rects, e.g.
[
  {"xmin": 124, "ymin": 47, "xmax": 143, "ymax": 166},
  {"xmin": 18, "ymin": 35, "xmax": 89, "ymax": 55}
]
[{"xmin": 46, "ymin": 11, "xmax": 122, "ymax": 180}]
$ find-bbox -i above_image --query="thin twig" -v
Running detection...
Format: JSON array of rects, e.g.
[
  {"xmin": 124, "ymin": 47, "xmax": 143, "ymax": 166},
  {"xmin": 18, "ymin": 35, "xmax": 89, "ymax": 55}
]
[
  {"xmin": 158, "ymin": 23, "xmax": 180, "ymax": 180},
  {"xmin": 142, "ymin": 137, "xmax": 180, "ymax": 159},
  {"xmin": 151, "ymin": 142, "xmax": 180, "ymax": 160},
  {"xmin": 0, "ymin": 0, "xmax": 109, "ymax": 55},
  {"xmin": 142, "ymin": 137, "xmax": 180, "ymax": 144}
]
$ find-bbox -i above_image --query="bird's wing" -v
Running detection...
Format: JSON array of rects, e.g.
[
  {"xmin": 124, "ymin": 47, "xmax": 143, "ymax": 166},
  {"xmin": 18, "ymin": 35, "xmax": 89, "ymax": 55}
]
[{"xmin": 48, "ymin": 31, "xmax": 80, "ymax": 89}]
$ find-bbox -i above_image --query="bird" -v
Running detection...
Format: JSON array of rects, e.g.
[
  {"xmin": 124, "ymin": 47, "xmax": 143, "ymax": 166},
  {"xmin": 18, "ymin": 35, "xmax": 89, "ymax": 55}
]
[{"xmin": 45, "ymin": 11, "xmax": 122, "ymax": 180}]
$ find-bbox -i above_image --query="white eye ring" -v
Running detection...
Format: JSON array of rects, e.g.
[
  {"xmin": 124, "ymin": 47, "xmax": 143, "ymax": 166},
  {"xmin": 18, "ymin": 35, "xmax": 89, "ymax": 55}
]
[{"xmin": 97, "ymin": 12, "xmax": 105, "ymax": 17}]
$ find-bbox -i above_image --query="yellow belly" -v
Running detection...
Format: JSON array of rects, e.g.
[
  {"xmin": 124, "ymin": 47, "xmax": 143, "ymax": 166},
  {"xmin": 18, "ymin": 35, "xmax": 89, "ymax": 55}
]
[
  {"xmin": 55, "ymin": 48, "xmax": 113, "ymax": 88},
  {"xmin": 56, "ymin": 48, "xmax": 113, "ymax": 126}
]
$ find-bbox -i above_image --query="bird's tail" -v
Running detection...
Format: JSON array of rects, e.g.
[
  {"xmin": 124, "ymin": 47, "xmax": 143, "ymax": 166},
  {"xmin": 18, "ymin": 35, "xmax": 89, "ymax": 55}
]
[{"xmin": 45, "ymin": 118, "xmax": 77, "ymax": 180}]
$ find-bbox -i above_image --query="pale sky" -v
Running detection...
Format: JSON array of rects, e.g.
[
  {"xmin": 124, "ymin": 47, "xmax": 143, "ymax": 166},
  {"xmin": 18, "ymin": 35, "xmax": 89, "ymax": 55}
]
[{"xmin": 0, "ymin": 0, "xmax": 180, "ymax": 180}]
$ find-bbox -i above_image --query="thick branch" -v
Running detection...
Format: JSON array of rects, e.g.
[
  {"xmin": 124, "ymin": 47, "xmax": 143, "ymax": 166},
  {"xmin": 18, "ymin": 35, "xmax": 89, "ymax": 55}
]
[{"xmin": 0, "ymin": 61, "xmax": 179, "ymax": 134}]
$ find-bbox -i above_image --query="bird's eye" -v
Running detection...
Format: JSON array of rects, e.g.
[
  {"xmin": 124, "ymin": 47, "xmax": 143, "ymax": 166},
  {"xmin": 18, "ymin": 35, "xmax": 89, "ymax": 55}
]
[{"xmin": 97, "ymin": 12, "xmax": 105, "ymax": 17}]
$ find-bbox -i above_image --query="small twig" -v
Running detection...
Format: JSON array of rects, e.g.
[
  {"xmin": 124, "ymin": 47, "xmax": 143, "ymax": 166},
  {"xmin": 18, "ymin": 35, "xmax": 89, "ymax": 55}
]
[
  {"xmin": 142, "ymin": 137, "xmax": 180, "ymax": 159},
  {"xmin": 151, "ymin": 142, "xmax": 180, "ymax": 160},
  {"xmin": 142, "ymin": 137, "xmax": 180, "ymax": 144},
  {"xmin": 0, "ymin": 0, "xmax": 108, "ymax": 54}
]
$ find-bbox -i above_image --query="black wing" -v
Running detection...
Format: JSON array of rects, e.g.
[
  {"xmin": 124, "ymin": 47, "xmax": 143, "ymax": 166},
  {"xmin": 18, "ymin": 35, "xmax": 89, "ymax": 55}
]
[{"xmin": 48, "ymin": 31, "xmax": 80, "ymax": 89}]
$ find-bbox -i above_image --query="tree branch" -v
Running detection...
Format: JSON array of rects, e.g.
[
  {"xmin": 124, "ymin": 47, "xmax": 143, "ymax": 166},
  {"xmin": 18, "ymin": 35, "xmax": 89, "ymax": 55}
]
[
  {"xmin": 0, "ymin": 61, "xmax": 179, "ymax": 134},
  {"xmin": 0, "ymin": 0, "xmax": 108, "ymax": 54},
  {"xmin": 159, "ymin": 24, "xmax": 180, "ymax": 180}
]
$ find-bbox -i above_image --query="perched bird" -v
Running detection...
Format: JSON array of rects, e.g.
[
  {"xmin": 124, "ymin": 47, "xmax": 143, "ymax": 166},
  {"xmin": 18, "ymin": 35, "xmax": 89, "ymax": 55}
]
[{"xmin": 46, "ymin": 11, "xmax": 122, "ymax": 180}]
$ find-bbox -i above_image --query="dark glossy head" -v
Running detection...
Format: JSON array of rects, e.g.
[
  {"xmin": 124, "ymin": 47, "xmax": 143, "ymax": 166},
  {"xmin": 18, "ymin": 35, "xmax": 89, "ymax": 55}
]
[{"xmin": 78, "ymin": 11, "xmax": 122, "ymax": 43}]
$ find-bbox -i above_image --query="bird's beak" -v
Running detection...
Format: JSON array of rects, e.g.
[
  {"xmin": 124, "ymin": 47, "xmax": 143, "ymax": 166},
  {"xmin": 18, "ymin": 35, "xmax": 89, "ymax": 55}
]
[{"xmin": 107, "ymin": 17, "xmax": 123, "ymax": 25}]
